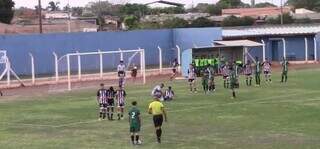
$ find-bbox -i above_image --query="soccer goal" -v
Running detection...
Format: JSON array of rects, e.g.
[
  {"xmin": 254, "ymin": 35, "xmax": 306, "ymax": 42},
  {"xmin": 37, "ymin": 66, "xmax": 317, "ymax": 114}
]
[{"xmin": 53, "ymin": 48, "xmax": 146, "ymax": 91}]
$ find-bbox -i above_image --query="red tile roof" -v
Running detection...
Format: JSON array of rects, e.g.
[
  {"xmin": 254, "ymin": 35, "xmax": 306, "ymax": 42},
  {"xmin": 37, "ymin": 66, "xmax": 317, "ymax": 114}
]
[{"xmin": 222, "ymin": 7, "xmax": 291, "ymax": 17}]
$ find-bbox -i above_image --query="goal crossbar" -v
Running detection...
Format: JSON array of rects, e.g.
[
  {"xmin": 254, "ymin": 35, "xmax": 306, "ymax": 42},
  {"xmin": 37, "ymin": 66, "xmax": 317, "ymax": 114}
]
[{"xmin": 64, "ymin": 48, "xmax": 146, "ymax": 91}]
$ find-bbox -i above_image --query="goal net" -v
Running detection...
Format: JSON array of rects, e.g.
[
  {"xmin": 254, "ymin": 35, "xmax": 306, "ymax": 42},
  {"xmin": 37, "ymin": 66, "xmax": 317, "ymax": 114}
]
[{"xmin": 49, "ymin": 49, "xmax": 146, "ymax": 91}]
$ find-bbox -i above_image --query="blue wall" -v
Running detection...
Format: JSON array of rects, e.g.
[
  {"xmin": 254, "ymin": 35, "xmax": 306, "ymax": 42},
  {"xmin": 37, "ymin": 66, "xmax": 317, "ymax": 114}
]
[
  {"xmin": 248, "ymin": 35, "xmax": 318, "ymax": 62},
  {"xmin": 0, "ymin": 28, "xmax": 222, "ymax": 75}
]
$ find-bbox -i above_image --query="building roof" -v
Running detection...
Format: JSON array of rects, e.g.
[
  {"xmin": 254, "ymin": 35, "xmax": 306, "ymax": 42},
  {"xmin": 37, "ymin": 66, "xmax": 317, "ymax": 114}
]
[
  {"xmin": 145, "ymin": 0, "xmax": 184, "ymax": 7},
  {"xmin": 214, "ymin": 40, "xmax": 263, "ymax": 47},
  {"xmin": 222, "ymin": 7, "xmax": 291, "ymax": 17},
  {"xmin": 223, "ymin": 24, "xmax": 320, "ymax": 38}
]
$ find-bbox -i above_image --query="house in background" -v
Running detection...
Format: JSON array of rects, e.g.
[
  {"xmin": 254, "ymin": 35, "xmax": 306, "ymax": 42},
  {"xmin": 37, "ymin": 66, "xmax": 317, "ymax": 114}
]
[{"xmin": 222, "ymin": 7, "xmax": 292, "ymax": 18}]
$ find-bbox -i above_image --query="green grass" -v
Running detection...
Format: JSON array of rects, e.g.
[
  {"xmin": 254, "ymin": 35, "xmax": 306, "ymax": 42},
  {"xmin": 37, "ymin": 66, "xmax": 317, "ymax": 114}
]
[{"xmin": 1, "ymin": 68, "xmax": 320, "ymax": 149}]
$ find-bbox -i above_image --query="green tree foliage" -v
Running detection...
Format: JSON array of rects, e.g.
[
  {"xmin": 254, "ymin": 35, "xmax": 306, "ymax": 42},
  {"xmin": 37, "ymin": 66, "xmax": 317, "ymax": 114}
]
[
  {"xmin": 217, "ymin": 0, "xmax": 248, "ymax": 9},
  {"xmin": 149, "ymin": 6, "xmax": 185, "ymax": 15},
  {"xmin": 206, "ymin": 5, "xmax": 222, "ymax": 15},
  {"xmin": 287, "ymin": 0, "xmax": 320, "ymax": 12},
  {"xmin": 124, "ymin": 15, "xmax": 140, "ymax": 30},
  {"xmin": 162, "ymin": 18, "xmax": 189, "ymax": 28},
  {"xmin": 222, "ymin": 16, "xmax": 255, "ymax": 27},
  {"xmin": 119, "ymin": 4, "xmax": 149, "ymax": 18},
  {"xmin": 0, "ymin": 0, "xmax": 15, "ymax": 24},
  {"xmin": 266, "ymin": 13, "xmax": 294, "ymax": 24},
  {"xmin": 48, "ymin": 1, "xmax": 60, "ymax": 11},
  {"xmin": 254, "ymin": 2, "xmax": 277, "ymax": 8},
  {"xmin": 87, "ymin": 1, "xmax": 121, "ymax": 16},
  {"xmin": 190, "ymin": 17, "xmax": 216, "ymax": 27},
  {"xmin": 71, "ymin": 7, "xmax": 84, "ymax": 16}
]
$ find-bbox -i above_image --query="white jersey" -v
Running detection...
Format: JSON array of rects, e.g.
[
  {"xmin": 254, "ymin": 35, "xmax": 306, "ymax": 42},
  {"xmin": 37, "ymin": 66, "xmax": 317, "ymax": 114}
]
[
  {"xmin": 188, "ymin": 68, "xmax": 196, "ymax": 79},
  {"xmin": 117, "ymin": 64, "xmax": 126, "ymax": 72},
  {"xmin": 151, "ymin": 85, "xmax": 162, "ymax": 96}
]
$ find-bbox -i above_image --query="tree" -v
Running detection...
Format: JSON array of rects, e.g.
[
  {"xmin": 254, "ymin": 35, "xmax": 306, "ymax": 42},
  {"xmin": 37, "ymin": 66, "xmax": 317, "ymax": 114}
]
[
  {"xmin": 287, "ymin": 0, "xmax": 320, "ymax": 12},
  {"xmin": 161, "ymin": 18, "xmax": 189, "ymax": 28},
  {"xmin": 217, "ymin": 0, "xmax": 246, "ymax": 9},
  {"xmin": 254, "ymin": 2, "xmax": 277, "ymax": 8},
  {"xmin": 266, "ymin": 13, "xmax": 294, "ymax": 24},
  {"xmin": 87, "ymin": 1, "xmax": 122, "ymax": 16},
  {"xmin": 150, "ymin": 6, "xmax": 185, "ymax": 15},
  {"xmin": 124, "ymin": 15, "xmax": 139, "ymax": 30},
  {"xmin": 190, "ymin": 17, "xmax": 216, "ymax": 27},
  {"xmin": 0, "ymin": 0, "xmax": 15, "ymax": 24},
  {"xmin": 222, "ymin": 15, "xmax": 255, "ymax": 27},
  {"xmin": 48, "ymin": 1, "xmax": 60, "ymax": 11},
  {"xmin": 71, "ymin": 7, "xmax": 84, "ymax": 16},
  {"xmin": 206, "ymin": 5, "xmax": 222, "ymax": 15},
  {"xmin": 119, "ymin": 4, "xmax": 149, "ymax": 18}
]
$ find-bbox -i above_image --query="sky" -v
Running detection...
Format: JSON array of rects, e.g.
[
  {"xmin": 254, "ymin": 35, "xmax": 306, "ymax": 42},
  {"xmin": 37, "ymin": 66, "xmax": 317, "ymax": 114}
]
[{"xmin": 13, "ymin": 0, "xmax": 283, "ymax": 8}]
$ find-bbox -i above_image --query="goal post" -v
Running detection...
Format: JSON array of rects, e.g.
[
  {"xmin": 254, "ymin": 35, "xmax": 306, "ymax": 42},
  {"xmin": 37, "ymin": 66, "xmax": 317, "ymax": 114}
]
[{"xmin": 62, "ymin": 48, "xmax": 146, "ymax": 91}]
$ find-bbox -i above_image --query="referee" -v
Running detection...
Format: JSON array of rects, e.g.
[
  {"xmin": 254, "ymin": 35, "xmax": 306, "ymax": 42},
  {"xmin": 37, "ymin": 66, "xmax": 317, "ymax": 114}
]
[{"xmin": 148, "ymin": 96, "xmax": 167, "ymax": 143}]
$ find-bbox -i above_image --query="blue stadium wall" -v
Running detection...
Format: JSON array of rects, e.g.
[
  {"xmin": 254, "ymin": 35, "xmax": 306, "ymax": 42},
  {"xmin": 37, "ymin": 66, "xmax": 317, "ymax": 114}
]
[
  {"xmin": 247, "ymin": 35, "xmax": 319, "ymax": 62},
  {"xmin": 0, "ymin": 27, "xmax": 222, "ymax": 75}
]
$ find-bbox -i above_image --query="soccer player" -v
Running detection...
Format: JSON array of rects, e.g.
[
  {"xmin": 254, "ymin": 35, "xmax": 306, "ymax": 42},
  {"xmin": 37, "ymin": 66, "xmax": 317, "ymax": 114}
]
[
  {"xmin": 164, "ymin": 86, "xmax": 175, "ymax": 101},
  {"xmin": 202, "ymin": 67, "xmax": 209, "ymax": 94},
  {"xmin": 96, "ymin": 83, "xmax": 108, "ymax": 120},
  {"xmin": 106, "ymin": 86, "xmax": 116, "ymax": 120},
  {"xmin": 229, "ymin": 65, "xmax": 238, "ymax": 99},
  {"xmin": 148, "ymin": 96, "xmax": 167, "ymax": 143},
  {"xmin": 116, "ymin": 87, "xmax": 127, "ymax": 120},
  {"xmin": 222, "ymin": 63, "xmax": 230, "ymax": 88},
  {"xmin": 281, "ymin": 57, "xmax": 289, "ymax": 83},
  {"xmin": 244, "ymin": 60, "xmax": 253, "ymax": 86},
  {"xmin": 254, "ymin": 57, "xmax": 262, "ymax": 86},
  {"xmin": 131, "ymin": 64, "xmax": 138, "ymax": 83},
  {"xmin": 208, "ymin": 66, "xmax": 215, "ymax": 92},
  {"xmin": 118, "ymin": 60, "xmax": 126, "ymax": 87},
  {"xmin": 187, "ymin": 64, "xmax": 197, "ymax": 93},
  {"xmin": 151, "ymin": 83, "xmax": 164, "ymax": 100},
  {"xmin": 170, "ymin": 58, "xmax": 179, "ymax": 81},
  {"xmin": 128, "ymin": 101, "xmax": 142, "ymax": 145},
  {"xmin": 262, "ymin": 59, "xmax": 272, "ymax": 83}
]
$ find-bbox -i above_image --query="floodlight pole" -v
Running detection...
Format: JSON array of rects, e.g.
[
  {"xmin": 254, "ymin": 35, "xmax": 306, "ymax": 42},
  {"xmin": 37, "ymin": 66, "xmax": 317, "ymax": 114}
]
[
  {"xmin": 141, "ymin": 48, "xmax": 146, "ymax": 84},
  {"xmin": 77, "ymin": 51, "xmax": 81, "ymax": 80},
  {"xmin": 314, "ymin": 37, "xmax": 318, "ymax": 62},
  {"xmin": 305, "ymin": 37, "xmax": 308, "ymax": 62},
  {"xmin": 176, "ymin": 45, "xmax": 181, "ymax": 73},
  {"xmin": 29, "ymin": 53, "xmax": 35, "ymax": 85},
  {"xmin": 119, "ymin": 48, "xmax": 124, "ymax": 61},
  {"xmin": 261, "ymin": 40, "xmax": 266, "ymax": 61},
  {"xmin": 99, "ymin": 50, "xmax": 103, "ymax": 78},
  {"xmin": 6, "ymin": 58, "xmax": 10, "ymax": 86},
  {"xmin": 140, "ymin": 49, "xmax": 143, "ymax": 75},
  {"xmin": 158, "ymin": 46, "xmax": 162, "ymax": 73},
  {"xmin": 53, "ymin": 52, "xmax": 59, "ymax": 82},
  {"xmin": 38, "ymin": 0, "xmax": 43, "ymax": 33},
  {"xmin": 67, "ymin": 54, "xmax": 71, "ymax": 91}
]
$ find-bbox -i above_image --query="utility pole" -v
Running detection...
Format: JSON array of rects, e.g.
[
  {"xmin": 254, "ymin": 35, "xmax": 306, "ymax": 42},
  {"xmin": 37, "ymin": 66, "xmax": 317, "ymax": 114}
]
[
  {"xmin": 280, "ymin": 0, "xmax": 284, "ymax": 25},
  {"xmin": 67, "ymin": 0, "xmax": 71, "ymax": 32},
  {"xmin": 38, "ymin": 0, "xmax": 43, "ymax": 33}
]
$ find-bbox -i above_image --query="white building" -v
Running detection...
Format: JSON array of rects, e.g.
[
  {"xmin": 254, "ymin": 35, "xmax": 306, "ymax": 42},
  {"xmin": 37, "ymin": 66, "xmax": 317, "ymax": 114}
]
[{"xmin": 45, "ymin": 12, "xmax": 70, "ymax": 19}]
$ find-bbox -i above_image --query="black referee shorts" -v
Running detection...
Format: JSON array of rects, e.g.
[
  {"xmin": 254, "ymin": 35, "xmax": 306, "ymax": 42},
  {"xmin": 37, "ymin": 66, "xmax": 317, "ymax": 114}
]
[{"xmin": 153, "ymin": 114, "xmax": 163, "ymax": 127}]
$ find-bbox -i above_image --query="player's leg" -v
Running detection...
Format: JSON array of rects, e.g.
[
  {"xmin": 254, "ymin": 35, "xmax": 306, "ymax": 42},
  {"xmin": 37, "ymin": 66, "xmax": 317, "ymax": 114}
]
[
  {"xmin": 99, "ymin": 104, "xmax": 103, "ymax": 120},
  {"xmin": 120, "ymin": 106, "xmax": 124, "ymax": 119},
  {"xmin": 153, "ymin": 115, "xmax": 163, "ymax": 143},
  {"xmin": 192, "ymin": 80, "xmax": 197, "ymax": 93},
  {"xmin": 249, "ymin": 75, "xmax": 252, "ymax": 86},
  {"xmin": 102, "ymin": 104, "xmax": 107, "ymax": 119},
  {"xmin": 130, "ymin": 132, "xmax": 135, "ymax": 145},
  {"xmin": 117, "ymin": 106, "xmax": 121, "ymax": 120},
  {"xmin": 226, "ymin": 77, "xmax": 230, "ymax": 88},
  {"xmin": 284, "ymin": 71, "xmax": 288, "ymax": 82},
  {"xmin": 268, "ymin": 72, "xmax": 272, "ymax": 82},
  {"xmin": 281, "ymin": 71, "xmax": 285, "ymax": 82},
  {"xmin": 245, "ymin": 75, "xmax": 249, "ymax": 86},
  {"xmin": 223, "ymin": 77, "xmax": 227, "ymax": 88},
  {"xmin": 189, "ymin": 80, "xmax": 193, "ymax": 92}
]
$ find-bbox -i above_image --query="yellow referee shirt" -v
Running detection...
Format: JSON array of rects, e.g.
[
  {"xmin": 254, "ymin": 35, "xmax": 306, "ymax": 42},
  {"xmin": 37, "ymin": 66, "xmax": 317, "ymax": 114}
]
[{"xmin": 148, "ymin": 101, "xmax": 164, "ymax": 115}]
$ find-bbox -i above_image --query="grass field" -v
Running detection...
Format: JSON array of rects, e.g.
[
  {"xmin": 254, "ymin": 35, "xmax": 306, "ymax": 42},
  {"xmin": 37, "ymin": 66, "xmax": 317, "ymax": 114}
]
[{"xmin": 1, "ymin": 68, "xmax": 320, "ymax": 149}]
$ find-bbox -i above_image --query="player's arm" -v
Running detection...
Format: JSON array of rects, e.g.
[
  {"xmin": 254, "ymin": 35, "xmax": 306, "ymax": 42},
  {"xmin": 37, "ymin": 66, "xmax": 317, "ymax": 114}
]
[
  {"xmin": 162, "ymin": 107, "xmax": 167, "ymax": 122},
  {"xmin": 96, "ymin": 91, "xmax": 100, "ymax": 102},
  {"xmin": 124, "ymin": 91, "xmax": 127, "ymax": 97},
  {"xmin": 148, "ymin": 107, "xmax": 152, "ymax": 114},
  {"xmin": 138, "ymin": 112, "xmax": 141, "ymax": 126}
]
